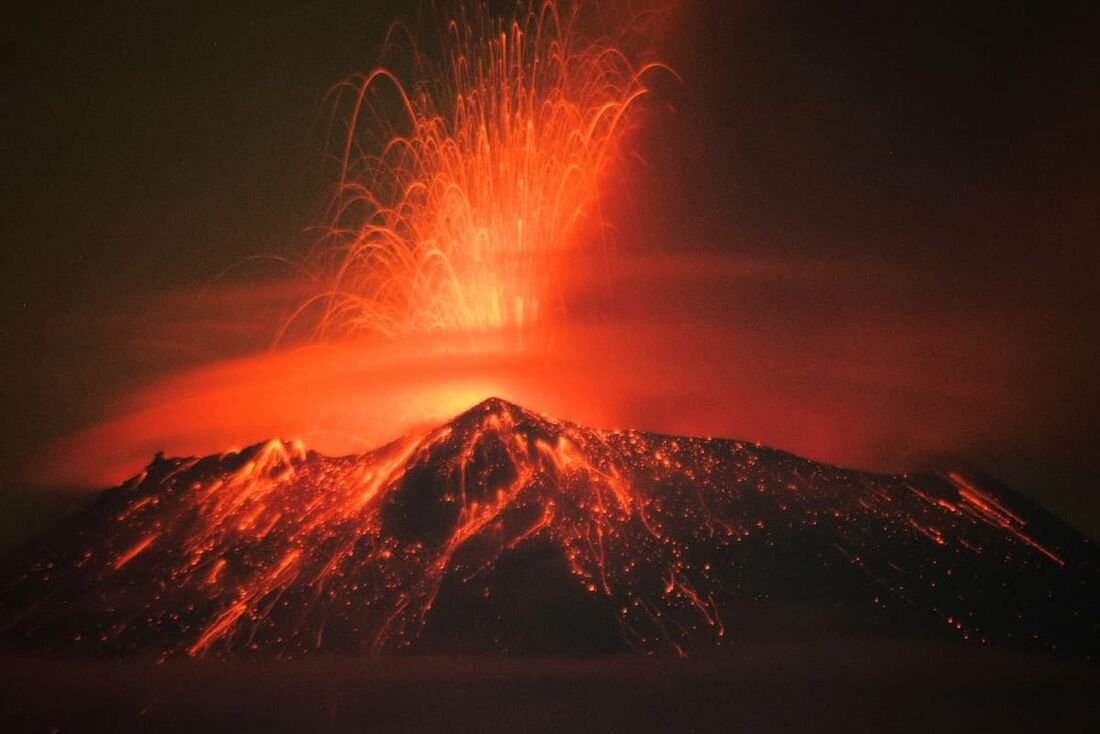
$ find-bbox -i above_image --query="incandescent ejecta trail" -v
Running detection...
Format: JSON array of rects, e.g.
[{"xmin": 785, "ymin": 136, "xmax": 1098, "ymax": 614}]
[
  {"xmin": 290, "ymin": 0, "xmax": 670, "ymax": 340},
  {"xmin": 37, "ymin": 0, "xmax": 680, "ymax": 488}
]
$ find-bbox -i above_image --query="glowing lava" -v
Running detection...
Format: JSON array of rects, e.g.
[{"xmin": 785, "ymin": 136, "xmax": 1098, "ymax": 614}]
[
  {"xmin": 291, "ymin": 0, "xmax": 667, "ymax": 340},
  {"xmin": 35, "ymin": 1, "xmax": 675, "ymax": 490},
  {"xmin": 4, "ymin": 399, "xmax": 1096, "ymax": 659}
]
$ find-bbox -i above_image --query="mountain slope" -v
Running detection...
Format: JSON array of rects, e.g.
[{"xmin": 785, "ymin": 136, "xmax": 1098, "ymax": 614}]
[{"xmin": 2, "ymin": 398, "xmax": 1097, "ymax": 658}]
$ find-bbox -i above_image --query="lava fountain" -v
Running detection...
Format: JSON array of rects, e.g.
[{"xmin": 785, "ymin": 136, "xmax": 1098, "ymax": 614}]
[
  {"xmin": 289, "ymin": 0, "xmax": 668, "ymax": 341},
  {"xmin": 37, "ymin": 0, "xmax": 674, "ymax": 487}
]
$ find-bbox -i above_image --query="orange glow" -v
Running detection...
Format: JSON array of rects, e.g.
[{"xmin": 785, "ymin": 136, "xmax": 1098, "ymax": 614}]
[
  {"xmin": 35, "ymin": 0, "xmax": 675, "ymax": 489},
  {"xmin": 112, "ymin": 533, "xmax": 158, "ymax": 571},
  {"xmin": 37, "ymin": 256, "xmax": 1071, "ymax": 492},
  {"xmin": 28, "ymin": 2, "xmax": 1084, "ymax": 501},
  {"xmin": 291, "ymin": 0, "xmax": 667, "ymax": 340}
]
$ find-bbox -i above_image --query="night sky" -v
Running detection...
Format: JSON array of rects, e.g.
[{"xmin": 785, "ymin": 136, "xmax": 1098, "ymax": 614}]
[{"xmin": 3, "ymin": 0, "xmax": 1098, "ymax": 547}]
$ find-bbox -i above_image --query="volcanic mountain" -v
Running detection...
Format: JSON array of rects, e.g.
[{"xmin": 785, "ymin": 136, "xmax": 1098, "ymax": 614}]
[{"xmin": 2, "ymin": 398, "xmax": 1097, "ymax": 659}]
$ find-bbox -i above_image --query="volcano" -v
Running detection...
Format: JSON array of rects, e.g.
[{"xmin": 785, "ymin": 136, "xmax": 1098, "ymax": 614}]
[{"xmin": 2, "ymin": 398, "xmax": 1097, "ymax": 660}]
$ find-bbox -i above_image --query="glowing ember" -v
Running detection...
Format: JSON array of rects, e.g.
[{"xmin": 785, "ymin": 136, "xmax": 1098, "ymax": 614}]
[
  {"xmin": 3, "ymin": 399, "xmax": 1096, "ymax": 659},
  {"xmin": 290, "ymin": 0, "xmax": 667, "ymax": 340}
]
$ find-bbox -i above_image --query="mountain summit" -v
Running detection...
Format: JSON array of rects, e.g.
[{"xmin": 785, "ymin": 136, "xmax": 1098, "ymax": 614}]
[{"xmin": 3, "ymin": 398, "xmax": 1097, "ymax": 658}]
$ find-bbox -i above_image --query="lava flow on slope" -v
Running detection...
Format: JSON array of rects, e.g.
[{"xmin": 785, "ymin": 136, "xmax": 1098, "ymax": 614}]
[{"xmin": 2, "ymin": 398, "xmax": 1097, "ymax": 659}]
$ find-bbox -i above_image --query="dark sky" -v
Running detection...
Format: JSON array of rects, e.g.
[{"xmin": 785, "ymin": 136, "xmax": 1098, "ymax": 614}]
[{"xmin": 3, "ymin": 1, "xmax": 1098, "ymax": 542}]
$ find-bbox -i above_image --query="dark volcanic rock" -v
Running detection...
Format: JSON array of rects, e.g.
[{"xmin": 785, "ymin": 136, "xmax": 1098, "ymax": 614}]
[{"xmin": 1, "ymin": 398, "xmax": 1097, "ymax": 659}]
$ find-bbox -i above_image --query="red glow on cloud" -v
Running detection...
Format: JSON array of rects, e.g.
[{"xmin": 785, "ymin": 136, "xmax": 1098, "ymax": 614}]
[
  {"xmin": 23, "ymin": 1, "xmax": 1089, "ymax": 495},
  {"xmin": 35, "ymin": 250, "xmax": 1077, "ymax": 490}
]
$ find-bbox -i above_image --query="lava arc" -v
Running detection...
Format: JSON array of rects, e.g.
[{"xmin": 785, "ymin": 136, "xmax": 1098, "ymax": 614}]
[{"xmin": 291, "ymin": 0, "xmax": 669, "ymax": 341}]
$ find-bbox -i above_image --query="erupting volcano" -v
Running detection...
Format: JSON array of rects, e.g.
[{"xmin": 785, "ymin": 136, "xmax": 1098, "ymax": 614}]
[
  {"xmin": 6, "ymin": 0, "xmax": 1099, "ymax": 730},
  {"xmin": 3, "ymin": 398, "xmax": 1097, "ymax": 660}
]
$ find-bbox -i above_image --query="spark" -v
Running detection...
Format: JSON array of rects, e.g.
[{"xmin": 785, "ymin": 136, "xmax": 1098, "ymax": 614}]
[{"xmin": 112, "ymin": 534, "xmax": 158, "ymax": 571}]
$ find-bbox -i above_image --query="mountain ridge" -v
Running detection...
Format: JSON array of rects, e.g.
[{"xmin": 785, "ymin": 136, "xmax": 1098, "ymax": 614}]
[{"xmin": 2, "ymin": 397, "xmax": 1097, "ymax": 659}]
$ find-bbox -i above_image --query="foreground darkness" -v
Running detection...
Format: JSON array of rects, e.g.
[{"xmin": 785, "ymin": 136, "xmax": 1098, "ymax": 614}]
[{"xmin": 2, "ymin": 645, "xmax": 1098, "ymax": 733}]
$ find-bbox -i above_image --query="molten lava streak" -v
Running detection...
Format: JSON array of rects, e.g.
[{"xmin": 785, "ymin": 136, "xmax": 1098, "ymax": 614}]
[{"xmin": 291, "ymin": 0, "xmax": 666, "ymax": 340}]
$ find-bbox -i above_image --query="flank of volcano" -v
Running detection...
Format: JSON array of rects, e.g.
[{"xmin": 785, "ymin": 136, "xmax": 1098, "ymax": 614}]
[{"xmin": 2, "ymin": 398, "xmax": 1097, "ymax": 659}]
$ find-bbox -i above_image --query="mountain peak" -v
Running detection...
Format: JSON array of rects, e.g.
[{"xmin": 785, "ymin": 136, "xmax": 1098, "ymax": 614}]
[
  {"xmin": 452, "ymin": 396, "xmax": 553, "ymax": 428},
  {"xmin": 468, "ymin": 396, "xmax": 524, "ymax": 414},
  {"xmin": 2, "ymin": 399, "xmax": 1097, "ymax": 659}
]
